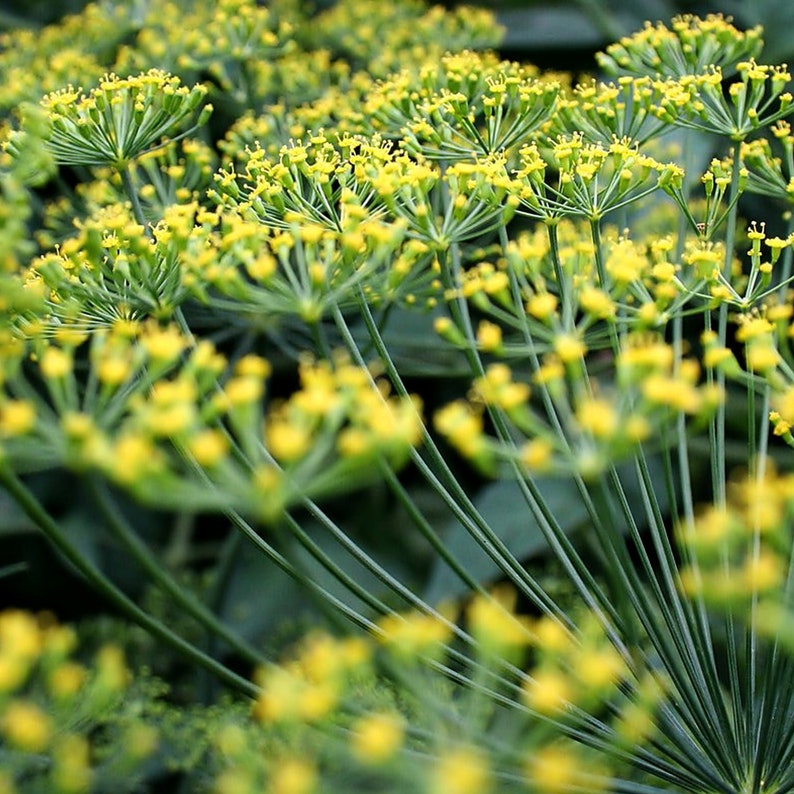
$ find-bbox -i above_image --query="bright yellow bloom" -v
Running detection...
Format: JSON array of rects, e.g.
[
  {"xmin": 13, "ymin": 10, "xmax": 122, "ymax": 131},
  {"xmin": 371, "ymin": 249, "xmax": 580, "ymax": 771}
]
[
  {"xmin": 40, "ymin": 347, "xmax": 72, "ymax": 379},
  {"xmin": 430, "ymin": 747, "xmax": 491, "ymax": 794},
  {"xmin": 266, "ymin": 421, "xmax": 312, "ymax": 463},
  {"xmin": 0, "ymin": 400, "xmax": 36, "ymax": 436},
  {"xmin": 186, "ymin": 429, "xmax": 229, "ymax": 467},
  {"xmin": 351, "ymin": 712, "xmax": 405, "ymax": 763},
  {"xmin": 520, "ymin": 438, "xmax": 554, "ymax": 471},
  {"xmin": 467, "ymin": 586, "xmax": 533, "ymax": 653},
  {"xmin": 269, "ymin": 758, "xmax": 317, "ymax": 794},
  {"xmin": 523, "ymin": 668, "xmax": 573, "ymax": 714},
  {"xmin": 554, "ymin": 334, "xmax": 586, "ymax": 362},
  {"xmin": 576, "ymin": 397, "xmax": 619, "ymax": 439},
  {"xmin": 1, "ymin": 700, "xmax": 52, "ymax": 752}
]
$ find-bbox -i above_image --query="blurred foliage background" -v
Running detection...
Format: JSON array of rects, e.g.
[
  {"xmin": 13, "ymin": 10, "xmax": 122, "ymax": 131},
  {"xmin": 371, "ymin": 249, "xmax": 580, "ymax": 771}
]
[
  {"xmin": 4, "ymin": 0, "xmax": 794, "ymax": 64},
  {"xmin": 3, "ymin": 0, "xmax": 793, "ymax": 648}
]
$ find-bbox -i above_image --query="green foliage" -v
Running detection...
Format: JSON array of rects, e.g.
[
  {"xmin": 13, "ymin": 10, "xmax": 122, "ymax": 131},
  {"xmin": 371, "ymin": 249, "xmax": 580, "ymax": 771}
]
[{"xmin": 3, "ymin": 2, "xmax": 794, "ymax": 793}]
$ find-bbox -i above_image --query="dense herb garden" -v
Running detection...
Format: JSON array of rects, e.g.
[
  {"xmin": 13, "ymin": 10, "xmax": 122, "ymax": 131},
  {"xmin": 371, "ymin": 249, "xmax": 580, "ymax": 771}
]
[{"xmin": 3, "ymin": 2, "xmax": 794, "ymax": 792}]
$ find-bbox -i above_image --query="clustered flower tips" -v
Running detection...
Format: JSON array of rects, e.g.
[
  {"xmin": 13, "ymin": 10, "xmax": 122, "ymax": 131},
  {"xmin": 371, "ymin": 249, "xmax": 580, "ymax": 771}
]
[
  {"xmin": 305, "ymin": 0, "xmax": 503, "ymax": 79},
  {"xmin": 678, "ymin": 467, "xmax": 794, "ymax": 611},
  {"xmin": 12, "ymin": 70, "xmax": 213, "ymax": 170},
  {"xmin": 552, "ymin": 77, "xmax": 667, "ymax": 146},
  {"xmin": 596, "ymin": 14, "xmax": 764, "ymax": 78},
  {"xmin": 434, "ymin": 330, "xmax": 721, "ymax": 480},
  {"xmin": 514, "ymin": 135, "xmax": 674, "ymax": 222},
  {"xmin": 742, "ymin": 123, "xmax": 794, "ymax": 208},
  {"xmin": 226, "ymin": 596, "xmax": 631, "ymax": 794},
  {"xmin": 0, "ymin": 609, "xmax": 154, "ymax": 792},
  {"xmin": 359, "ymin": 50, "xmax": 559, "ymax": 160},
  {"xmin": 6, "ymin": 4, "xmax": 794, "ymax": 793},
  {"xmin": 646, "ymin": 61, "xmax": 794, "ymax": 142},
  {"xmin": 118, "ymin": 0, "xmax": 297, "ymax": 109},
  {"xmin": 0, "ymin": 322, "xmax": 424, "ymax": 523}
]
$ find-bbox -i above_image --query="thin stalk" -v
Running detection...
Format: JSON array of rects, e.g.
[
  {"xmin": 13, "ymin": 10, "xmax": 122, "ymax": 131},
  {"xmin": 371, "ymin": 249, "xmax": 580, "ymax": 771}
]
[
  {"xmin": 498, "ymin": 225, "xmax": 639, "ymax": 639},
  {"xmin": 547, "ymin": 222, "xmax": 572, "ymax": 326},
  {"xmin": 377, "ymin": 459, "xmax": 487, "ymax": 598},
  {"xmin": 589, "ymin": 220, "xmax": 620, "ymax": 354},
  {"xmin": 707, "ymin": 147, "xmax": 745, "ymax": 782},
  {"xmin": 89, "ymin": 478, "xmax": 263, "ymax": 666},
  {"xmin": 418, "ymin": 236, "xmax": 628, "ymax": 633},
  {"xmin": 120, "ymin": 163, "xmax": 150, "ymax": 237},
  {"xmin": 333, "ymin": 298, "xmax": 567, "ymax": 622},
  {"xmin": 224, "ymin": 505, "xmax": 379, "ymax": 634},
  {"xmin": 777, "ymin": 214, "xmax": 794, "ymax": 295},
  {"xmin": 713, "ymin": 147, "xmax": 745, "ymax": 508},
  {"xmin": 0, "ymin": 464, "xmax": 257, "ymax": 696},
  {"xmin": 629, "ymin": 455, "xmax": 743, "ymax": 782},
  {"xmin": 281, "ymin": 511, "xmax": 392, "ymax": 617}
]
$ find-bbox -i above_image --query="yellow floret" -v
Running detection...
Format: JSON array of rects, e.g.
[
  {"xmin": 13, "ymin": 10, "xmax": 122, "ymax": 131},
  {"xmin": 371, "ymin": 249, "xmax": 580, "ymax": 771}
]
[{"xmin": 351, "ymin": 712, "xmax": 405, "ymax": 764}]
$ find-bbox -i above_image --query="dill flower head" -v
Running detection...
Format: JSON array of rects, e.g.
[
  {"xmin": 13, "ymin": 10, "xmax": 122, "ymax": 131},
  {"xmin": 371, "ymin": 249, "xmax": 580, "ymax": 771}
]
[
  {"xmin": 28, "ymin": 70, "xmax": 212, "ymax": 169},
  {"xmin": 362, "ymin": 50, "xmax": 558, "ymax": 160},
  {"xmin": 597, "ymin": 14, "xmax": 763, "ymax": 78},
  {"xmin": 309, "ymin": 0, "xmax": 502, "ymax": 78},
  {"xmin": 552, "ymin": 75, "xmax": 666, "ymax": 145},
  {"xmin": 515, "ymin": 135, "xmax": 671, "ymax": 221}
]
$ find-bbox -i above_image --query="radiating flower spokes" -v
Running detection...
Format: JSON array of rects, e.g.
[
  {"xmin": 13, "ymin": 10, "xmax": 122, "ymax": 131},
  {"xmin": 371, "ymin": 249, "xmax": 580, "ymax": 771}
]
[
  {"xmin": 597, "ymin": 14, "xmax": 763, "ymax": 79},
  {"xmin": 648, "ymin": 61, "xmax": 793, "ymax": 141},
  {"xmin": 0, "ymin": 327, "xmax": 424, "ymax": 524},
  {"xmin": 15, "ymin": 70, "xmax": 212, "ymax": 170},
  {"xmin": 742, "ymin": 122, "xmax": 794, "ymax": 207},
  {"xmin": 552, "ymin": 76, "xmax": 667, "ymax": 146},
  {"xmin": 361, "ymin": 50, "xmax": 559, "ymax": 161},
  {"xmin": 514, "ymin": 135, "xmax": 676, "ymax": 222},
  {"xmin": 433, "ymin": 333, "xmax": 720, "ymax": 480}
]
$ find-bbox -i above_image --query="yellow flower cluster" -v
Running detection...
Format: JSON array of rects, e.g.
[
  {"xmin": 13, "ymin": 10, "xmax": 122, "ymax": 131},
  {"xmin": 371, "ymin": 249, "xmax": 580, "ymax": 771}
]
[
  {"xmin": 648, "ymin": 61, "xmax": 793, "ymax": 140},
  {"xmin": 116, "ymin": 0, "xmax": 296, "ymax": 109},
  {"xmin": 361, "ymin": 50, "xmax": 558, "ymax": 160},
  {"xmin": 597, "ymin": 14, "xmax": 763, "ymax": 78},
  {"xmin": 31, "ymin": 70, "xmax": 211, "ymax": 169},
  {"xmin": 22, "ymin": 200, "xmax": 196, "ymax": 329},
  {"xmin": 679, "ymin": 467, "xmax": 794, "ymax": 613},
  {"xmin": 214, "ymin": 132, "xmax": 518, "ymax": 252},
  {"xmin": 515, "ymin": 135, "xmax": 676, "ymax": 221},
  {"xmin": 1, "ymin": 324, "xmax": 423, "ymax": 523},
  {"xmin": 3, "ymin": 8, "xmax": 794, "ymax": 793},
  {"xmin": 215, "ymin": 594, "xmax": 640, "ymax": 794},
  {"xmin": 0, "ymin": 3, "xmax": 132, "ymax": 112},
  {"xmin": 305, "ymin": 0, "xmax": 502, "ymax": 78},
  {"xmin": 253, "ymin": 632, "xmax": 370, "ymax": 725},
  {"xmin": 742, "ymin": 123, "xmax": 794, "ymax": 205},
  {"xmin": 0, "ymin": 610, "xmax": 150, "ymax": 793},
  {"xmin": 553, "ymin": 76, "xmax": 666, "ymax": 145},
  {"xmin": 434, "ymin": 328, "xmax": 722, "ymax": 479}
]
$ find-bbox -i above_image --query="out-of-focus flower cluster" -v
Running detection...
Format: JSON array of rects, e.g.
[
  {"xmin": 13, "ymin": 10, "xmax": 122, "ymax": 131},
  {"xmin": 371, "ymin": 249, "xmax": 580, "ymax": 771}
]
[
  {"xmin": 0, "ymin": 610, "xmax": 156, "ymax": 794},
  {"xmin": 0, "ymin": 322, "xmax": 422, "ymax": 522},
  {"xmin": 213, "ymin": 591, "xmax": 656, "ymax": 794},
  {"xmin": 3, "ymin": 4, "xmax": 794, "ymax": 793}
]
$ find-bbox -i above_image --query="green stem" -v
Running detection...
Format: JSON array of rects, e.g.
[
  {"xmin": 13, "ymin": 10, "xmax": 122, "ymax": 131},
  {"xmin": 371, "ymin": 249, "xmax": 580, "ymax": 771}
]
[
  {"xmin": 713, "ymin": 147, "xmax": 744, "ymax": 507},
  {"xmin": 546, "ymin": 222, "xmax": 571, "ymax": 327},
  {"xmin": 0, "ymin": 465, "xmax": 257, "ymax": 696},
  {"xmin": 572, "ymin": 0, "xmax": 625, "ymax": 41},
  {"xmin": 120, "ymin": 163, "xmax": 150, "ymax": 237},
  {"xmin": 334, "ymin": 298, "xmax": 566, "ymax": 622},
  {"xmin": 378, "ymin": 459, "xmax": 487, "ymax": 598},
  {"xmin": 589, "ymin": 219, "xmax": 620, "ymax": 353},
  {"xmin": 89, "ymin": 478, "xmax": 264, "ymax": 666}
]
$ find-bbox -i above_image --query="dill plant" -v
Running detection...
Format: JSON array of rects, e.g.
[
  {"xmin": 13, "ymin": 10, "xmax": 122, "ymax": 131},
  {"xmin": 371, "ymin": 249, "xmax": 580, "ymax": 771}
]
[{"xmin": 2, "ymin": 3, "xmax": 794, "ymax": 793}]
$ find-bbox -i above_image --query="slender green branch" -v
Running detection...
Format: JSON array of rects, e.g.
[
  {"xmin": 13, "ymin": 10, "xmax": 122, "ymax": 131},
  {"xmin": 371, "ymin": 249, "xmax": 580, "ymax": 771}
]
[
  {"xmin": 89, "ymin": 478, "xmax": 264, "ymax": 666},
  {"xmin": 120, "ymin": 163, "xmax": 150, "ymax": 236},
  {"xmin": 0, "ymin": 464, "xmax": 257, "ymax": 696}
]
